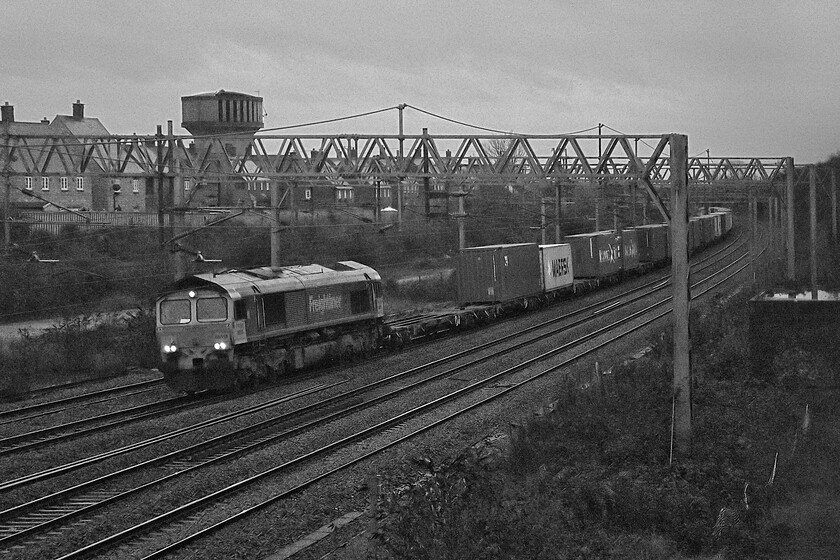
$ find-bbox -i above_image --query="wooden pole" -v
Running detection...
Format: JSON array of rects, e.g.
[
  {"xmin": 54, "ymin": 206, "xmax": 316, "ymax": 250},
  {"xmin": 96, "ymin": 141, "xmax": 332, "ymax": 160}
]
[
  {"xmin": 670, "ymin": 134, "xmax": 692, "ymax": 456},
  {"xmin": 768, "ymin": 195, "xmax": 774, "ymax": 253},
  {"xmin": 169, "ymin": 122, "xmax": 186, "ymax": 279},
  {"xmin": 422, "ymin": 128, "xmax": 430, "ymax": 217},
  {"xmin": 270, "ymin": 180, "xmax": 281, "ymax": 268},
  {"xmin": 540, "ymin": 197, "xmax": 547, "ymax": 245},
  {"xmin": 786, "ymin": 157, "xmax": 795, "ymax": 281},
  {"xmin": 156, "ymin": 124, "xmax": 165, "ymax": 245},
  {"xmin": 810, "ymin": 165, "xmax": 818, "ymax": 299},
  {"xmin": 555, "ymin": 183, "xmax": 562, "ymax": 243},
  {"xmin": 457, "ymin": 193, "xmax": 466, "ymax": 250},
  {"xmin": 750, "ymin": 187, "xmax": 756, "ymax": 288},
  {"xmin": 1, "ymin": 126, "xmax": 10, "ymax": 248},
  {"xmin": 593, "ymin": 177, "xmax": 600, "ymax": 231},
  {"xmin": 832, "ymin": 168, "xmax": 837, "ymax": 241}
]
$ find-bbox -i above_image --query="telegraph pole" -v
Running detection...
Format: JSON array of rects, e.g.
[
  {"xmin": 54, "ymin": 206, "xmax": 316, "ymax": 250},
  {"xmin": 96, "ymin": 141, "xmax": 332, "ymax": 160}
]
[
  {"xmin": 169, "ymin": 121, "xmax": 186, "ymax": 279},
  {"xmin": 156, "ymin": 124, "xmax": 165, "ymax": 245},
  {"xmin": 785, "ymin": 157, "xmax": 795, "ymax": 281},
  {"xmin": 397, "ymin": 103, "xmax": 405, "ymax": 230},
  {"xmin": 2, "ymin": 126, "xmax": 10, "ymax": 248},
  {"xmin": 422, "ymin": 128, "xmax": 430, "ymax": 217},
  {"xmin": 810, "ymin": 165, "xmax": 818, "ymax": 299},
  {"xmin": 832, "ymin": 168, "xmax": 837, "ymax": 241},
  {"xmin": 555, "ymin": 183, "xmax": 562, "ymax": 243},
  {"xmin": 540, "ymin": 197, "xmax": 548, "ymax": 245},
  {"xmin": 271, "ymin": 179, "xmax": 281, "ymax": 268}
]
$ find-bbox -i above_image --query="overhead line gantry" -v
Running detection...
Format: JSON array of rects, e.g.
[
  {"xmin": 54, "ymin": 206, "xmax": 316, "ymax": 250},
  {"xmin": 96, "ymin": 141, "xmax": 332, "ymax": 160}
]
[{"xmin": 2, "ymin": 129, "xmax": 815, "ymax": 457}]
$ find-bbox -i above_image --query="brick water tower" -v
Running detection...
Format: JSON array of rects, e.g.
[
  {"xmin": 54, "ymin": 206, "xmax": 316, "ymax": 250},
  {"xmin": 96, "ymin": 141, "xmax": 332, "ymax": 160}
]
[{"xmin": 181, "ymin": 90, "xmax": 264, "ymax": 206}]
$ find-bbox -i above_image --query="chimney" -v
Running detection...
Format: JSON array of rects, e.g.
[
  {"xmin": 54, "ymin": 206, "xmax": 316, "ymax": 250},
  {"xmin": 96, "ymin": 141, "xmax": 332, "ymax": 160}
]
[
  {"xmin": 41, "ymin": 117, "xmax": 50, "ymax": 124},
  {"xmin": 1, "ymin": 102, "xmax": 13, "ymax": 123},
  {"xmin": 72, "ymin": 100, "xmax": 84, "ymax": 119}
]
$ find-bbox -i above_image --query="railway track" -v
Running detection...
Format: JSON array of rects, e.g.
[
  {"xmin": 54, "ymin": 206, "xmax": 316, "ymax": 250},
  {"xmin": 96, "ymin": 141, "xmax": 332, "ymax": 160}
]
[
  {"xmin": 55, "ymin": 243, "xmax": 754, "ymax": 560},
  {"xmin": 0, "ymin": 393, "xmax": 224, "ymax": 455},
  {"xmin": 0, "ymin": 378, "xmax": 164, "ymax": 427},
  {"xmin": 0, "ymin": 238, "xmax": 750, "ymax": 558}
]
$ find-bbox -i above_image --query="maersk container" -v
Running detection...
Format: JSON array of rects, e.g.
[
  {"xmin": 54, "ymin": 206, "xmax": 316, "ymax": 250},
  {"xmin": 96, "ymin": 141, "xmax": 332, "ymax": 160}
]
[
  {"xmin": 620, "ymin": 229, "xmax": 640, "ymax": 272},
  {"xmin": 634, "ymin": 223, "xmax": 669, "ymax": 263},
  {"xmin": 538, "ymin": 243, "xmax": 574, "ymax": 292},
  {"xmin": 457, "ymin": 243, "xmax": 542, "ymax": 304},
  {"xmin": 564, "ymin": 231, "xmax": 622, "ymax": 278}
]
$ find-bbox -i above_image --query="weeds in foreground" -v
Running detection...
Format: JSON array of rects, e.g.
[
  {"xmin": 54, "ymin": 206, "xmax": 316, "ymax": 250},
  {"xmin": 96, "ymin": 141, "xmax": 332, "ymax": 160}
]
[
  {"xmin": 374, "ymin": 292, "xmax": 831, "ymax": 559},
  {"xmin": 0, "ymin": 310, "xmax": 156, "ymax": 400}
]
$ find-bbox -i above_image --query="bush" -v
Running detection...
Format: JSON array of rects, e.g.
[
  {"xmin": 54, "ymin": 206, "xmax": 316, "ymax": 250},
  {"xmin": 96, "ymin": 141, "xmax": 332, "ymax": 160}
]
[{"xmin": 0, "ymin": 310, "xmax": 157, "ymax": 394}]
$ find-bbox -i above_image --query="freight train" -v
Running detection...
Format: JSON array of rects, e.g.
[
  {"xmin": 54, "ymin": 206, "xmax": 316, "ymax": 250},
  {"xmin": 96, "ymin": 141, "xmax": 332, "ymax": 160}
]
[{"xmin": 156, "ymin": 209, "xmax": 732, "ymax": 393}]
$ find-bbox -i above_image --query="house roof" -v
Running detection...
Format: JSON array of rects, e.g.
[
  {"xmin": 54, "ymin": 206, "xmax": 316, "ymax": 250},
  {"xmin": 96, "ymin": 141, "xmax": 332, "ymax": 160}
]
[
  {"xmin": 0, "ymin": 120, "xmax": 52, "ymax": 136},
  {"xmin": 50, "ymin": 115, "xmax": 110, "ymax": 137}
]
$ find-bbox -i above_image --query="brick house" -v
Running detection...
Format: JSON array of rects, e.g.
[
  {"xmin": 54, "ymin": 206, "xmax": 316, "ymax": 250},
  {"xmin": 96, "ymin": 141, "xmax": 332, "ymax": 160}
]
[{"xmin": 1, "ymin": 100, "xmax": 147, "ymax": 213}]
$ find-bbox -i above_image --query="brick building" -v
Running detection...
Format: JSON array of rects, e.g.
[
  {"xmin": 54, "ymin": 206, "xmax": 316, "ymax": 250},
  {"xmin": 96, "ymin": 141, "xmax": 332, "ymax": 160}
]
[{"xmin": 1, "ymin": 100, "xmax": 147, "ymax": 213}]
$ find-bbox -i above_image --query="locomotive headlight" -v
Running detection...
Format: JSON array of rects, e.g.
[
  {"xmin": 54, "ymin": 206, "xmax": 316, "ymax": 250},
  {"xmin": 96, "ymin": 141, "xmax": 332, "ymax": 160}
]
[
  {"xmin": 163, "ymin": 344, "xmax": 178, "ymax": 353},
  {"xmin": 214, "ymin": 341, "xmax": 228, "ymax": 351}
]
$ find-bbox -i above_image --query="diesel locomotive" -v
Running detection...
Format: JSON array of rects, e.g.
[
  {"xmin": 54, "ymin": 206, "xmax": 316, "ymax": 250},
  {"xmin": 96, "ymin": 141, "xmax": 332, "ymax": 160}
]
[{"xmin": 155, "ymin": 261, "xmax": 384, "ymax": 393}]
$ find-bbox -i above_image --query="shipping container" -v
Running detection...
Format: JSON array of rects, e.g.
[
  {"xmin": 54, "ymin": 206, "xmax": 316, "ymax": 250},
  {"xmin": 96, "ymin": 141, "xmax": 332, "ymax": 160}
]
[
  {"xmin": 722, "ymin": 210, "xmax": 733, "ymax": 234},
  {"xmin": 698, "ymin": 215, "xmax": 711, "ymax": 246},
  {"xmin": 689, "ymin": 217, "xmax": 701, "ymax": 252},
  {"xmin": 709, "ymin": 212, "xmax": 723, "ymax": 239},
  {"xmin": 457, "ymin": 243, "xmax": 542, "ymax": 304},
  {"xmin": 634, "ymin": 223, "xmax": 669, "ymax": 263},
  {"xmin": 564, "ymin": 231, "xmax": 623, "ymax": 278},
  {"xmin": 538, "ymin": 244, "xmax": 574, "ymax": 292},
  {"xmin": 619, "ymin": 229, "xmax": 640, "ymax": 272}
]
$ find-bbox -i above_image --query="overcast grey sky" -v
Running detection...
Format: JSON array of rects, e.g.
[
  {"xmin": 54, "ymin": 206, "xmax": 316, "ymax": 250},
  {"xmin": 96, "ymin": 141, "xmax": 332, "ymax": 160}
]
[{"xmin": 4, "ymin": 0, "xmax": 839, "ymax": 163}]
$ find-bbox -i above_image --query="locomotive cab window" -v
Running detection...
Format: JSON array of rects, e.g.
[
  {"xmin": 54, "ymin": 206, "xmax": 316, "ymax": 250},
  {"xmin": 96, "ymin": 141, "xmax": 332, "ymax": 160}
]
[
  {"xmin": 234, "ymin": 299, "xmax": 247, "ymax": 321},
  {"xmin": 350, "ymin": 288, "xmax": 371, "ymax": 314},
  {"xmin": 160, "ymin": 299, "xmax": 191, "ymax": 325},
  {"xmin": 197, "ymin": 297, "xmax": 228, "ymax": 322}
]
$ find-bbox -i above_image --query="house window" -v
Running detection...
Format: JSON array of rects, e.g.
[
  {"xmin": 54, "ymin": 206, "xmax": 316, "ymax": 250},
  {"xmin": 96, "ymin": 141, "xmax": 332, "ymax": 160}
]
[
  {"xmin": 61, "ymin": 177, "xmax": 69, "ymax": 191},
  {"xmin": 75, "ymin": 177, "xmax": 84, "ymax": 191},
  {"xmin": 132, "ymin": 179, "xmax": 139, "ymax": 193},
  {"xmin": 25, "ymin": 177, "xmax": 33, "ymax": 190},
  {"xmin": 184, "ymin": 178, "xmax": 191, "ymax": 192},
  {"xmin": 304, "ymin": 188, "xmax": 312, "ymax": 200},
  {"xmin": 42, "ymin": 177, "xmax": 50, "ymax": 191}
]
